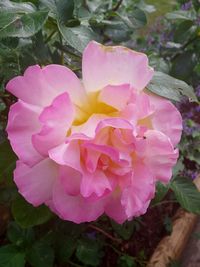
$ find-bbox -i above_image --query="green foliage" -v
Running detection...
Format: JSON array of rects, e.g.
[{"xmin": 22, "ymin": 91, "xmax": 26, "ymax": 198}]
[
  {"xmin": 110, "ymin": 220, "xmax": 137, "ymax": 240},
  {"xmin": 151, "ymin": 182, "xmax": 169, "ymax": 205},
  {"xmin": 76, "ymin": 236, "xmax": 104, "ymax": 266},
  {"xmin": 58, "ymin": 24, "xmax": 99, "ymax": 53},
  {"xmin": 146, "ymin": 71, "xmax": 197, "ymax": 102},
  {"xmin": 170, "ymin": 176, "xmax": 200, "ymax": 214},
  {"xmin": 26, "ymin": 239, "xmax": 55, "ymax": 267},
  {"xmin": 0, "ymin": 245, "xmax": 25, "ymax": 267},
  {"xmin": 118, "ymin": 255, "xmax": 136, "ymax": 267},
  {"xmin": 12, "ymin": 195, "xmax": 52, "ymax": 228},
  {"xmin": 0, "ymin": 140, "xmax": 17, "ymax": 183}
]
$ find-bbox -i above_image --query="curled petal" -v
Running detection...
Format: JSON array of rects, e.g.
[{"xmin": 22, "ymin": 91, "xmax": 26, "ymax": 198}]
[
  {"xmin": 32, "ymin": 92, "xmax": 74, "ymax": 156},
  {"xmin": 121, "ymin": 163, "xmax": 155, "ymax": 218},
  {"xmin": 80, "ymin": 170, "xmax": 114, "ymax": 198},
  {"xmin": 142, "ymin": 130, "xmax": 179, "ymax": 183},
  {"xmin": 6, "ymin": 64, "xmax": 86, "ymax": 107},
  {"xmin": 49, "ymin": 141, "xmax": 81, "ymax": 171}
]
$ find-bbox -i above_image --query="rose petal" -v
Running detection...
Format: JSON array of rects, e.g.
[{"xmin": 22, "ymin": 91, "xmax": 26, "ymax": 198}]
[
  {"xmin": 6, "ymin": 64, "xmax": 86, "ymax": 107},
  {"xmin": 121, "ymin": 163, "xmax": 155, "ymax": 218},
  {"xmin": 105, "ymin": 191, "xmax": 127, "ymax": 224},
  {"xmin": 14, "ymin": 159, "xmax": 57, "ymax": 206},
  {"xmin": 32, "ymin": 92, "xmax": 74, "ymax": 156},
  {"xmin": 142, "ymin": 130, "xmax": 179, "ymax": 183},
  {"xmin": 80, "ymin": 170, "xmax": 113, "ymax": 198},
  {"xmin": 99, "ymin": 84, "xmax": 131, "ymax": 110},
  {"xmin": 52, "ymin": 180, "xmax": 105, "ymax": 223},
  {"xmin": 149, "ymin": 94, "xmax": 182, "ymax": 146},
  {"xmin": 6, "ymin": 100, "xmax": 43, "ymax": 166},
  {"xmin": 82, "ymin": 41, "xmax": 154, "ymax": 93},
  {"xmin": 59, "ymin": 166, "xmax": 81, "ymax": 196},
  {"xmin": 49, "ymin": 141, "xmax": 81, "ymax": 171}
]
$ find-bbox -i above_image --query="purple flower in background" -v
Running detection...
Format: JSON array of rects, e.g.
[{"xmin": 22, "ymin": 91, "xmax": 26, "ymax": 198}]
[
  {"xmin": 181, "ymin": 1, "xmax": 192, "ymax": 11},
  {"xmin": 182, "ymin": 169, "xmax": 198, "ymax": 180}
]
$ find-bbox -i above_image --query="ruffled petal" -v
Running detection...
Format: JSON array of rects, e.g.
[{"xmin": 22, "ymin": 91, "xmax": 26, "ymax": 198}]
[
  {"xmin": 80, "ymin": 170, "xmax": 113, "ymax": 198},
  {"xmin": 6, "ymin": 100, "xmax": 43, "ymax": 166},
  {"xmin": 82, "ymin": 41, "xmax": 154, "ymax": 93},
  {"xmin": 14, "ymin": 159, "xmax": 57, "ymax": 206},
  {"xmin": 6, "ymin": 64, "xmax": 86, "ymax": 107},
  {"xmin": 32, "ymin": 92, "xmax": 74, "ymax": 156},
  {"xmin": 142, "ymin": 130, "xmax": 179, "ymax": 183},
  {"xmin": 121, "ymin": 163, "xmax": 155, "ymax": 218},
  {"xmin": 49, "ymin": 141, "xmax": 81, "ymax": 171}
]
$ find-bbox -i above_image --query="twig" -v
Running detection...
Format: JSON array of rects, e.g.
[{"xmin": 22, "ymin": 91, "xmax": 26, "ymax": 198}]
[{"xmin": 88, "ymin": 224, "xmax": 122, "ymax": 243}]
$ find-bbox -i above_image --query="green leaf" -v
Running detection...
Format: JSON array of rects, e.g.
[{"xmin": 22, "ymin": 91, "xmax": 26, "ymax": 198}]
[
  {"xmin": 76, "ymin": 237, "xmax": 103, "ymax": 266},
  {"xmin": 7, "ymin": 222, "xmax": 35, "ymax": 248},
  {"xmin": 0, "ymin": 245, "xmax": 25, "ymax": 267},
  {"xmin": 110, "ymin": 220, "xmax": 135, "ymax": 240},
  {"xmin": 174, "ymin": 21, "xmax": 194, "ymax": 43},
  {"xmin": 117, "ymin": 8, "xmax": 147, "ymax": 29},
  {"xmin": 166, "ymin": 10, "xmax": 196, "ymax": 21},
  {"xmin": 0, "ymin": 0, "xmax": 36, "ymax": 13},
  {"xmin": 58, "ymin": 24, "xmax": 98, "ymax": 53},
  {"xmin": 12, "ymin": 195, "xmax": 52, "ymax": 228},
  {"xmin": 170, "ymin": 176, "xmax": 200, "ymax": 214},
  {"xmin": 170, "ymin": 51, "xmax": 197, "ymax": 81},
  {"xmin": 146, "ymin": 71, "xmax": 197, "ymax": 102},
  {"xmin": 56, "ymin": 237, "xmax": 76, "ymax": 263},
  {"xmin": 56, "ymin": 0, "xmax": 74, "ymax": 23},
  {"xmin": 27, "ymin": 239, "xmax": 54, "ymax": 267},
  {"xmin": 151, "ymin": 182, "xmax": 169, "ymax": 205},
  {"xmin": 118, "ymin": 255, "xmax": 136, "ymax": 267},
  {"xmin": 0, "ymin": 11, "xmax": 49, "ymax": 38},
  {"xmin": 0, "ymin": 140, "xmax": 17, "ymax": 182}
]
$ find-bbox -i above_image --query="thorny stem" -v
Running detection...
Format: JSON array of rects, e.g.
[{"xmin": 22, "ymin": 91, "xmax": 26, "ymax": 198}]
[{"xmin": 88, "ymin": 224, "xmax": 122, "ymax": 244}]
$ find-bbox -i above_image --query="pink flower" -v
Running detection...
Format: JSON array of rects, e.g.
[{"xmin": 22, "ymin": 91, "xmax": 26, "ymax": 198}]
[{"xmin": 6, "ymin": 41, "xmax": 182, "ymax": 223}]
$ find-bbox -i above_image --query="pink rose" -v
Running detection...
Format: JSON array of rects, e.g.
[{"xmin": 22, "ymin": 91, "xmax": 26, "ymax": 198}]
[{"xmin": 6, "ymin": 41, "xmax": 182, "ymax": 223}]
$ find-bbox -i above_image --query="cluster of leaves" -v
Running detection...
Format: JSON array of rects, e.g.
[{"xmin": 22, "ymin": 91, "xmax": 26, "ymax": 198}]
[{"xmin": 0, "ymin": 0, "xmax": 200, "ymax": 267}]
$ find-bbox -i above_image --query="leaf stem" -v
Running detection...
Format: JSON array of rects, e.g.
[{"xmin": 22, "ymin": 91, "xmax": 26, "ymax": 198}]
[
  {"xmin": 44, "ymin": 30, "xmax": 57, "ymax": 44},
  {"xmin": 112, "ymin": 0, "xmax": 123, "ymax": 11}
]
